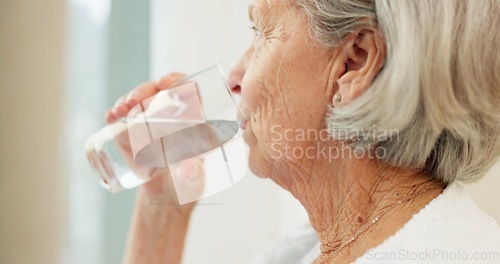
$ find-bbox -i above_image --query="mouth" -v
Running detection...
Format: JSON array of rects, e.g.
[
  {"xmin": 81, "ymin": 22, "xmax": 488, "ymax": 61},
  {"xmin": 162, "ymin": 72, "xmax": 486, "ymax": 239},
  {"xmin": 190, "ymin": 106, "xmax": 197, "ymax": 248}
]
[
  {"xmin": 240, "ymin": 119, "xmax": 248, "ymax": 130},
  {"xmin": 237, "ymin": 105, "xmax": 250, "ymax": 130}
]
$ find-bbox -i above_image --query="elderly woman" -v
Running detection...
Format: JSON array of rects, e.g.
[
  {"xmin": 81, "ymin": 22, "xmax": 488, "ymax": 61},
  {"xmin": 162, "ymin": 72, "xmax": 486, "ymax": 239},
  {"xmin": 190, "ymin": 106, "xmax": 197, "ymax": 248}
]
[{"xmin": 106, "ymin": 0, "xmax": 500, "ymax": 263}]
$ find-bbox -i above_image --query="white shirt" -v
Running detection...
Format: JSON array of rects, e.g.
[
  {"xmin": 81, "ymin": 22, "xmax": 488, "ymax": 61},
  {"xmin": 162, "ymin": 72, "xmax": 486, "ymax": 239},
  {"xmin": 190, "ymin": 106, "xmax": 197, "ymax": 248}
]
[{"xmin": 250, "ymin": 182, "xmax": 500, "ymax": 264}]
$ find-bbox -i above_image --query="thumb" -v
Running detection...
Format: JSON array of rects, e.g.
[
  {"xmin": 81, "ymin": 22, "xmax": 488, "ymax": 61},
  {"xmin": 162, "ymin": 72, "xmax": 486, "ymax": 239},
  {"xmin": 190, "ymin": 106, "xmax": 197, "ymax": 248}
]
[{"xmin": 174, "ymin": 158, "xmax": 204, "ymax": 188}]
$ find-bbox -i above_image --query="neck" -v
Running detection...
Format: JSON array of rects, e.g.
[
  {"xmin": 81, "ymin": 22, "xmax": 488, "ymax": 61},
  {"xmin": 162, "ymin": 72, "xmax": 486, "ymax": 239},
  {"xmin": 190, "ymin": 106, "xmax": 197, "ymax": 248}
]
[{"xmin": 282, "ymin": 145, "xmax": 445, "ymax": 263}]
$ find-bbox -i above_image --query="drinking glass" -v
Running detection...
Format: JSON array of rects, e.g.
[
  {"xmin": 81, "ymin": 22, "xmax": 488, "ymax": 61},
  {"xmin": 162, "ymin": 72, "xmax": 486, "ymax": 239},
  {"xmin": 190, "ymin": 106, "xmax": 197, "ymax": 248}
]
[{"xmin": 85, "ymin": 64, "xmax": 248, "ymax": 204}]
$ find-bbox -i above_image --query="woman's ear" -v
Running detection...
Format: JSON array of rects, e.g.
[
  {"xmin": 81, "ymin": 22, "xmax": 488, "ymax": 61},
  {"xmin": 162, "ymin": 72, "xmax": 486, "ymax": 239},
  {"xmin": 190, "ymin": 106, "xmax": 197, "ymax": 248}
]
[{"xmin": 335, "ymin": 28, "xmax": 386, "ymax": 105}]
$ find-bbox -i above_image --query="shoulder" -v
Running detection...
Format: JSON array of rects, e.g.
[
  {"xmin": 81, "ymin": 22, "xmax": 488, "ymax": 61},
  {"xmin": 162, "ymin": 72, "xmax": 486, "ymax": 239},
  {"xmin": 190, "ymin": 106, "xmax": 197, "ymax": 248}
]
[
  {"xmin": 409, "ymin": 182, "xmax": 500, "ymax": 247},
  {"xmin": 356, "ymin": 182, "xmax": 500, "ymax": 264}
]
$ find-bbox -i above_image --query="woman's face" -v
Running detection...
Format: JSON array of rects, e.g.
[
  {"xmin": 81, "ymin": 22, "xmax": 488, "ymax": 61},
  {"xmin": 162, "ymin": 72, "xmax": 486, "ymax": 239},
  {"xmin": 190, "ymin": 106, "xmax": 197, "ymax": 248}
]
[{"xmin": 229, "ymin": 0, "xmax": 340, "ymax": 186}]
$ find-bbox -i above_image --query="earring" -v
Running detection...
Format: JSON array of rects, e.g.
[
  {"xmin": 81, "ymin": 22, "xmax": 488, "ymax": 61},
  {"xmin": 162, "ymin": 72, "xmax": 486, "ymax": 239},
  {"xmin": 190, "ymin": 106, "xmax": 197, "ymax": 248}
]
[{"xmin": 333, "ymin": 93, "xmax": 342, "ymax": 103}]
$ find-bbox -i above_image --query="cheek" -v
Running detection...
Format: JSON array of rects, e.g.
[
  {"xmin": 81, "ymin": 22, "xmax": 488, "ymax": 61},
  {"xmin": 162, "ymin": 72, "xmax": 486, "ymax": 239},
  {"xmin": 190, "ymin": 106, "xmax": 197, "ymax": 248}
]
[
  {"xmin": 239, "ymin": 22, "xmax": 332, "ymax": 176},
  {"xmin": 241, "ymin": 53, "xmax": 283, "ymax": 125},
  {"xmin": 242, "ymin": 68, "xmax": 287, "ymax": 147},
  {"xmin": 240, "ymin": 61, "xmax": 288, "ymax": 176},
  {"xmin": 242, "ymin": 52, "xmax": 320, "ymax": 136}
]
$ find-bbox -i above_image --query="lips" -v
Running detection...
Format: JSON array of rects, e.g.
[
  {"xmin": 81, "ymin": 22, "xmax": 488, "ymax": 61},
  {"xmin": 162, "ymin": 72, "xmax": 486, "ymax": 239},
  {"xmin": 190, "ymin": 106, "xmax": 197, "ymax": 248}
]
[
  {"xmin": 240, "ymin": 119, "xmax": 248, "ymax": 130},
  {"xmin": 237, "ymin": 102, "xmax": 250, "ymax": 130}
]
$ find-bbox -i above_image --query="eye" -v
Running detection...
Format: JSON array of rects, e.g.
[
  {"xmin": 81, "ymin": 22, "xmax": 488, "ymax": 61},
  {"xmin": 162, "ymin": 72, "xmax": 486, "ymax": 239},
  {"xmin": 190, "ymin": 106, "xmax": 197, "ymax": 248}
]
[{"xmin": 250, "ymin": 25, "xmax": 263, "ymax": 38}]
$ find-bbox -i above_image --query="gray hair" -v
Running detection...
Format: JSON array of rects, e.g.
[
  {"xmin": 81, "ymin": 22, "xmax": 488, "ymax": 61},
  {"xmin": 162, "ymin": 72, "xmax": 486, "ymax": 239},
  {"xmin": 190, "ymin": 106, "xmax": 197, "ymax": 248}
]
[{"xmin": 295, "ymin": 0, "xmax": 500, "ymax": 183}]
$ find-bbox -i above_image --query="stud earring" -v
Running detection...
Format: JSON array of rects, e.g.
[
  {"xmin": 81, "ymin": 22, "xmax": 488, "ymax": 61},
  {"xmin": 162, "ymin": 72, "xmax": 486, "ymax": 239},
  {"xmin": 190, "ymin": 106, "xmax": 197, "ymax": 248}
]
[{"xmin": 333, "ymin": 93, "xmax": 342, "ymax": 103}]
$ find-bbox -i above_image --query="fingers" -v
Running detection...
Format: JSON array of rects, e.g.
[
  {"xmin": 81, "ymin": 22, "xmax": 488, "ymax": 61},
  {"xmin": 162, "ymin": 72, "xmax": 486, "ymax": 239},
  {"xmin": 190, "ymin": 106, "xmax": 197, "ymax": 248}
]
[
  {"xmin": 105, "ymin": 96, "xmax": 126, "ymax": 123},
  {"xmin": 105, "ymin": 109, "xmax": 117, "ymax": 124},
  {"xmin": 125, "ymin": 81, "xmax": 158, "ymax": 109},
  {"xmin": 105, "ymin": 73, "xmax": 186, "ymax": 124},
  {"xmin": 113, "ymin": 96, "xmax": 131, "ymax": 117},
  {"xmin": 157, "ymin": 73, "xmax": 186, "ymax": 90}
]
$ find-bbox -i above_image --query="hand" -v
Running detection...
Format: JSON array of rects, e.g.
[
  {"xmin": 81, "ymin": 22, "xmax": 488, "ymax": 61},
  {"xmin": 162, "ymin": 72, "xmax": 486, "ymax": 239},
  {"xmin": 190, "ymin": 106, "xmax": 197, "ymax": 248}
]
[{"xmin": 106, "ymin": 73, "xmax": 205, "ymax": 211}]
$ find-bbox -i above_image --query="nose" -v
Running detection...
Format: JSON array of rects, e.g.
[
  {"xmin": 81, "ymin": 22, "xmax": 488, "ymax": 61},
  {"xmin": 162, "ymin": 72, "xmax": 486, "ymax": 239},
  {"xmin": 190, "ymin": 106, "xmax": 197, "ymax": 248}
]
[{"xmin": 227, "ymin": 46, "xmax": 253, "ymax": 95}]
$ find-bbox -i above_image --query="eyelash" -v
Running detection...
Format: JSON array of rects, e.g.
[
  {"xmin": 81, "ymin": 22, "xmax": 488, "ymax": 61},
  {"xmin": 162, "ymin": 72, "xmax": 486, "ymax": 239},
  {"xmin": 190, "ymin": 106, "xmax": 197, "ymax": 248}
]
[{"xmin": 250, "ymin": 25, "xmax": 264, "ymax": 38}]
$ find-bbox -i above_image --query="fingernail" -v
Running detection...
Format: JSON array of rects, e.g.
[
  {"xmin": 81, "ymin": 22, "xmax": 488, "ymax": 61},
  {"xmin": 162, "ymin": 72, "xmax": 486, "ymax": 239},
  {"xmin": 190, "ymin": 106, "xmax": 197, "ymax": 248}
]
[
  {"xmin": 126, "ymin": 98, "xmax": 138, "ymax": 108},
  {"xmin": 127, "ymin": 90, "xmax": 143, "ymax": 103},
  {"xmin": 112, "ymin": 107, "xmax": 120, "ymax": 116},
  {"xmin": 187, "ymin": 164, "xmax": 200, "ymax": 179}
]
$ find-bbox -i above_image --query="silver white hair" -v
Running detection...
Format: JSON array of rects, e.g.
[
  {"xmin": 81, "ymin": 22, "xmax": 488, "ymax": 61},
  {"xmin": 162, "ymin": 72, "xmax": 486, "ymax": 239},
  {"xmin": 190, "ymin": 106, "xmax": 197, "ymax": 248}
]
[{"xmin": 295, "ymin": 0, "xmax": 500, "ymax": 183}]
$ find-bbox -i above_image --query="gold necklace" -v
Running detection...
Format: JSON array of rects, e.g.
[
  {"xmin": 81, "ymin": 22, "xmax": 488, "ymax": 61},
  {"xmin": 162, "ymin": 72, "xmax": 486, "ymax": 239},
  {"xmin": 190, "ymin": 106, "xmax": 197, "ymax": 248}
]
[{"xmin": 320, "ymin": 185, "xmax": 444, "ymax": 261}]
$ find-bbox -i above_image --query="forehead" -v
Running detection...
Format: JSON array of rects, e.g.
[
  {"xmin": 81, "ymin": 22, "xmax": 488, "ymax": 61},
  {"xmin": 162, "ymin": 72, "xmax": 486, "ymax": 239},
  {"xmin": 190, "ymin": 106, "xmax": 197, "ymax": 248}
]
[{"xmin": 249, "ymin": 0, "xmax": 292, "ymax": 20}]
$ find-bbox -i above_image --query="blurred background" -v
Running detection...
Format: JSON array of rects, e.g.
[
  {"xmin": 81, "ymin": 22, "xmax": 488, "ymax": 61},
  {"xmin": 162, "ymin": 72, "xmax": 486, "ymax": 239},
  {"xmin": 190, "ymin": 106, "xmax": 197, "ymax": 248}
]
[{"xmin": 0, "ymin": 0, "xmax": 499, "ymax": 263}]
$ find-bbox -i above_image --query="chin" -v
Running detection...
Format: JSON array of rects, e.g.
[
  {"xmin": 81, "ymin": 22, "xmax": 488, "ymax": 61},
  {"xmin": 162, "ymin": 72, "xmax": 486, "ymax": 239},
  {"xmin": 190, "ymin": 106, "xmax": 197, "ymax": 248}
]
[
  {"xmin": 245, "ymin": 143, "xmax": 270, "ymax": 179},
  {"xmin": 242, "ymin": 121, "xmax": 271, "ymax": 179}
]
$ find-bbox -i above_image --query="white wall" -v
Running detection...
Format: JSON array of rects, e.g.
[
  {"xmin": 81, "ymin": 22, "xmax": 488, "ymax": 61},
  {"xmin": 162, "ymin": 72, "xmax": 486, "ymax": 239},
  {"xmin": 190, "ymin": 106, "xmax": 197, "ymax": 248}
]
[
  {"xmin": 150, "ymin": 1, "xmax": 500, "ymax": 263},
  {"xmin": 0, "ymin": 0, "xmax": 67, "ymax": 263}
]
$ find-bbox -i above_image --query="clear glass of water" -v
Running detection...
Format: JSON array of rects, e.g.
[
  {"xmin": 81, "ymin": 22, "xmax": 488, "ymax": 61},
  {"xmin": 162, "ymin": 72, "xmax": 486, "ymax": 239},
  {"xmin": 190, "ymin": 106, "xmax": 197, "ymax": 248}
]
[{"xmin": 85, "ymin": 64, "xmax": 248, "ymax": 204}]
